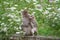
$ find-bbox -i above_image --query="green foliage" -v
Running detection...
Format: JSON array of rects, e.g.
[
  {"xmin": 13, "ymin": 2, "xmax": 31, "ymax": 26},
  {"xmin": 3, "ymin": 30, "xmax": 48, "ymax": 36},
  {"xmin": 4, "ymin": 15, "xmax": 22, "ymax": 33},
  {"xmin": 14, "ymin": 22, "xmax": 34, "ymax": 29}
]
[{"xmin": 0, "ymin": 0, "xmax": 60, "ymax": 39}]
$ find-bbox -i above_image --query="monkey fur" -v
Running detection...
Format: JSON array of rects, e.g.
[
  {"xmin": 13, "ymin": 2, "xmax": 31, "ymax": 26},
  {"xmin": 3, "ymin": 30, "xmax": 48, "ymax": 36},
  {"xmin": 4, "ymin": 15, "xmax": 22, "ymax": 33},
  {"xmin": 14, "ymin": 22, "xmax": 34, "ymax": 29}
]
[{"xmin": 21, "ymin": 9, "xmax": 37, "ymax": 36}]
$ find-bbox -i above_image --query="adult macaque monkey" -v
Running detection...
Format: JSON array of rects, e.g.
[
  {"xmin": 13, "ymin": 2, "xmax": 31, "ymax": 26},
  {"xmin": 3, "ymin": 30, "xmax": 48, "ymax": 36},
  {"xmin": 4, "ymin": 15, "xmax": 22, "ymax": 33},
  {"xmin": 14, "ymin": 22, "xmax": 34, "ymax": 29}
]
[
  {"xmin": 21, "ymin": 9, "xmax": 32, "ymax": 36},
  {"xmin": 21, "ymin": 9, "xmax": 37, "ymax": 36}
]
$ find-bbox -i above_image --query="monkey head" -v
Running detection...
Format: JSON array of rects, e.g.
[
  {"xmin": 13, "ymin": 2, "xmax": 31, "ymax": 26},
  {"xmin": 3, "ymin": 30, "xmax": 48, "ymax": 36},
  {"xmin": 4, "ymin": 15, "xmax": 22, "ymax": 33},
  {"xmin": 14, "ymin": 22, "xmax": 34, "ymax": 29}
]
[{"xmin": 21, "ymin": 9, "xmax": 29, "ymax": 17}]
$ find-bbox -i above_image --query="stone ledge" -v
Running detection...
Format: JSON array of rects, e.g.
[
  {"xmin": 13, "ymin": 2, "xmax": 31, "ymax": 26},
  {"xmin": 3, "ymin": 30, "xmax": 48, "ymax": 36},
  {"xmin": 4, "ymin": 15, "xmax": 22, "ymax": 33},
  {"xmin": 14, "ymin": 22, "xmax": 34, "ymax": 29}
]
[{"xmin": 10, "ymin": 36, "xmax": 60, "ymax": 40}]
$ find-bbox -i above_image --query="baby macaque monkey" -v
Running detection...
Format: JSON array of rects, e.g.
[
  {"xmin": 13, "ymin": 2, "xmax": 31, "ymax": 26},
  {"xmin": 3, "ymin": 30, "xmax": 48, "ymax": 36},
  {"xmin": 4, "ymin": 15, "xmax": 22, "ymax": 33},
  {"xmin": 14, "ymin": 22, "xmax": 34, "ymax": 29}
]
[
  {"xmin": 30, "ymin": 15, "xmax": 37, "ymax": 36},
  {"xmin": 21, "ymin": 9, "xmax": 37, "ymax": 36}
]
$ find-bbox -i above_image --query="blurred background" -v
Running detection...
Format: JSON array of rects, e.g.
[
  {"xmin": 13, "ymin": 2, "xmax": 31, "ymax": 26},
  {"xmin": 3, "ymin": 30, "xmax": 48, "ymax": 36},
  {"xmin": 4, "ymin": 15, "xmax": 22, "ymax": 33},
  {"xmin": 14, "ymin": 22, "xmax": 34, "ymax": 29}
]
[{"xmin": 0, "ymin": 0, "xmax": 60, "ymax": 39}]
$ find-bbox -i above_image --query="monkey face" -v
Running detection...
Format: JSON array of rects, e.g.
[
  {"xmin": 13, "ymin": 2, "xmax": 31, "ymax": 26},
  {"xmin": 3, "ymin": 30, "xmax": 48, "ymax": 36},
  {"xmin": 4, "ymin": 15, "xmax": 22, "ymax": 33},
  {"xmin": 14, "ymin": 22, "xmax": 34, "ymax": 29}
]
[{"xmin": 22, "ymin": 10, "xmax": 29, "ymax": 17}]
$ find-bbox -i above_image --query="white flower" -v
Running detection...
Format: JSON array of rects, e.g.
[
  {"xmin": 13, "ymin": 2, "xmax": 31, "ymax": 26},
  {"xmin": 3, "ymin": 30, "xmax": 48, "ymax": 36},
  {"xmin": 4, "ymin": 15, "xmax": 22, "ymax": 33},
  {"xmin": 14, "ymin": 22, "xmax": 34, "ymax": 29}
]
[
  {"xmin": 8, "ymin": 14, "xmax": 14, "ymax": 18},
  {"xmin": 3, "ymin": 1, "xmax": 9, "ymax": 4},
  {"xmin": 16, "ymin": 10, "xmax": 20, "ymax": 13},
  {"xmin": 43, "ymin": 10, "xmax": 49, "ymax": 15},
  {"xmin": 14, "ymin": 4, "xmax": 18, "ymax": 6},
  {"xmin": 54, "ymin": 0, "xmax": 59, "ymax": 2},
  {"xmin": 2, "ymin": 17, "xmax": 4, "ymax": 20},
  {"xmin": 1, "ymin": 23, "xmax": 4, "ymax": 25},
  {"xmin": 33, "ymin": 3, "xmax": 37, "ymax": 5},
  {"xmin": 29, "ymin": 8, "xmax": 34, "ymax": 10},
  {"xmin": 10, "ymin": 37, "xmax": 13, "ymax": 39},
  {"xmin": 4, "ymin": 24, "xmax": 6, "ymax": 27},
  {"xmin": 3, "ymin": 27, "xmax": 7, "ymax": 32},
  {"xmin": 15, "ymin": 19, "xmax": 21, "ymax": 22},
  {"xmin": 52, "ymin": 24, "xmax": 55, "ymax": 27},
  {"xmin": 47, "ymin": 7, "xmax": 52, "ymax": 10},
  {"xmin": 16, "ymin": 32, "xmax": 20, "ymax": 34},
  {"xmin": 57, "ymin": 14, "xmax": 59, "ymax": 16},
  {"xmin": 52, "ymin": 12, "xmax": 56, "ymax": 14},
  {"xmin": 14, "ymin": 27, "xmax": 18, "ymax": 30},
  {"xmin": 32, "ymin": 12, "xmax": 35, "ymax": 15},
  {"xmin": 25, "ymin": 0, "xmax": 31, "ymax": 3},
  {"xmin": 10, "ymin": 22, "xmax": 13, "ymax": 24},
  {"xmin": 20, "ymin": 9, "xmax": 24, "ymax": 13},
  {"xmin": 48, "ymin": 5, "xmax": 51, "ymax": 6},
  {"xmin": 49, "ymin": 0, "xmax": 59, "ymax": 3},
  {"xmin": 49, "ymin": 0, "xmax": 54, "ymax": 3},
  {"xmin": 35, "ymin": 4, "xmax": 41, "ymax": 9},
  {"xmin": 48, "ymin": 14, "xmax": 52, "ymax": 17},
  {"xmin": 10, "ymin": 7, "xmax": 16, "ymax": 11},
  {"xmin": 8, "ymin": 19, "xmax": 12, "ymax": 21},
  {"xmin": 33, "ymin": 0, "xmax": 37, "ymax": 2},
  {"xmin": 40, "ymin": 0, "xmax": 43, "ymax": 2},
  {"xmin": 7, "ymin": 14, "xmax": 15, "ymax": 18},
  {"xmin": 37, "ymin": 16, "xmax": 39, "ymax": 18},
  {"xmin": 6, "ymin": 7, "xmax": 16, "ymax": 11},
  {"xmin": 19, "ymin": 27, "xmax": 22, "ymax": 29},
  {"xmin": 54, "ymin": 17, "xmax": 57, "ymax": 20},
  {"xmin": 35, "ymin": 4, "xmax": 43, "ymax": 11},
  {"xmin": 58, "ymin": 8, "xmax": 60, "ymax": 11}
]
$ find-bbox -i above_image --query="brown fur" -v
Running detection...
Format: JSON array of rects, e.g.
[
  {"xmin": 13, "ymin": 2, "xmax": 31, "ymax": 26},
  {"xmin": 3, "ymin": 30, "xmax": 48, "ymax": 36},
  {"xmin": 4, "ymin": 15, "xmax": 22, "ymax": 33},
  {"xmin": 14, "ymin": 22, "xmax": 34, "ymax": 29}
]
[{"xmin": 21, "ymin": 9, "xmax": 37, "ymax": 36}]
